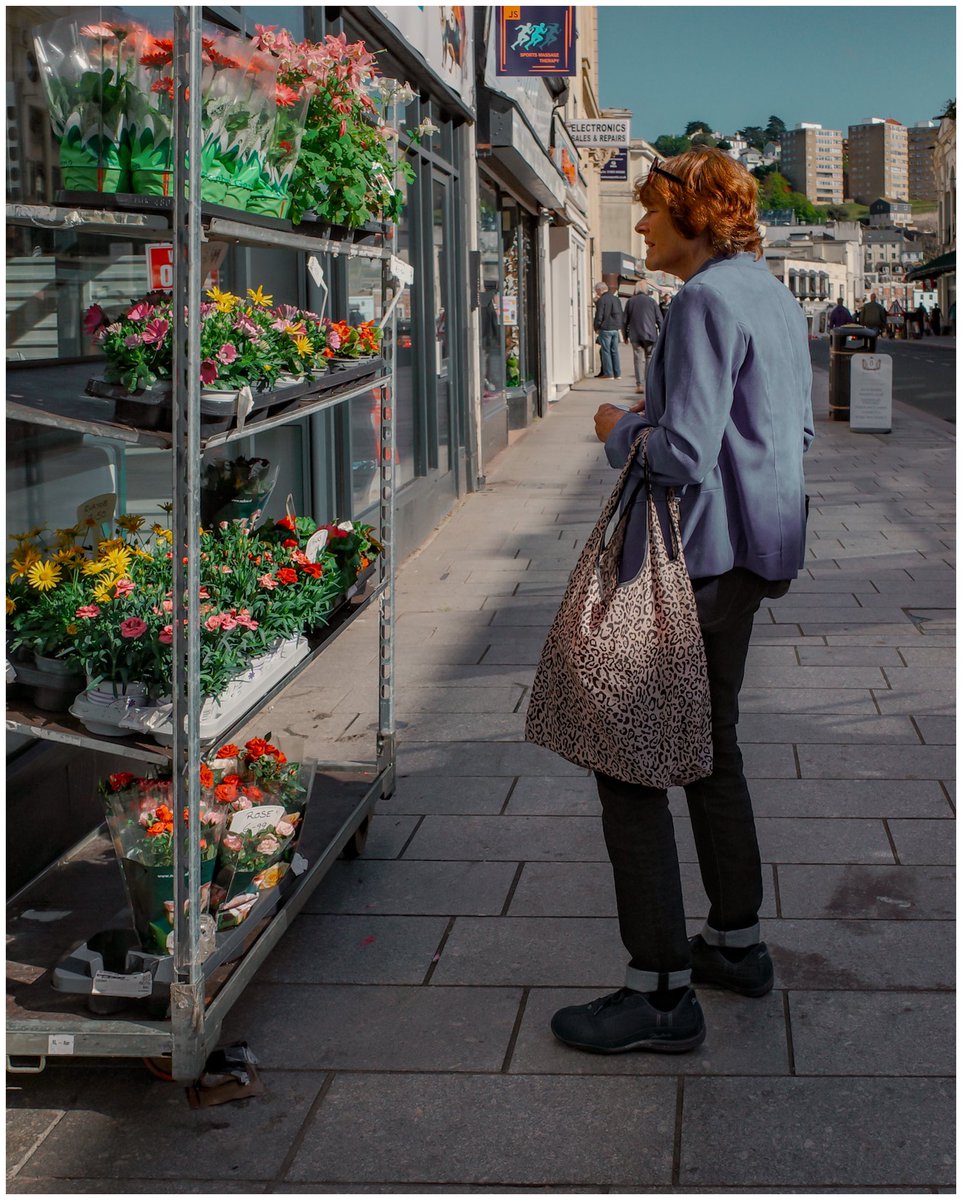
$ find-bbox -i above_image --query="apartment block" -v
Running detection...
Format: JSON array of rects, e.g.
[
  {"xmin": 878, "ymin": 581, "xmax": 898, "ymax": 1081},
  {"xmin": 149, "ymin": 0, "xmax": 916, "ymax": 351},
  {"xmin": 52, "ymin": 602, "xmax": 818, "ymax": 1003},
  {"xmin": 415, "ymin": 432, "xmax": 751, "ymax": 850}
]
[
  {"xmin": 907, "ymin": 121, "xmax": 938, "ymax": 201},
  {"xmin": 847, "ymin": 118, "xmax": 909, "ymax": 204},
  {"xmin": 779, "ymin": 123, "xmax": 843, "ymax": 205}
]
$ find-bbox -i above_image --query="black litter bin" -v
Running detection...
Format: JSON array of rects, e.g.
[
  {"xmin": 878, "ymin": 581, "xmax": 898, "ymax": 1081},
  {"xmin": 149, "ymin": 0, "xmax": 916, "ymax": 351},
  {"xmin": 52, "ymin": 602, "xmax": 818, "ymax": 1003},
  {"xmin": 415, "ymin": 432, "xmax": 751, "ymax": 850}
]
[{"xmin": 828, "ymin": 324, "xmax": 879, "ymax": 421}]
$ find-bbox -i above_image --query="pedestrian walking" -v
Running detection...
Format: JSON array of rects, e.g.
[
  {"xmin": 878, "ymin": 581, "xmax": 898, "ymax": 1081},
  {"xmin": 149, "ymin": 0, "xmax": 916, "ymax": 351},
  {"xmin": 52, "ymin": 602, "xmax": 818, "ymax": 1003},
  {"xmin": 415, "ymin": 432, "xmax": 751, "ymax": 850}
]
[
  {"xmin": 828, "ymin": 297, "xmax": 852, "ymax": 329},
  {"xmin": 548, "ymin": 146, "xmax": 813, "ymax": 1055},
  {"xmin": 860, "ymin": 292, "xmax": 886, "ymax": 337},
  {"xmin": 914, "ymin": 301, "xmax": 928, "ymax": 339},
  {"xmin": 931, "ymin": 303, "xmax": 942, "ymax": 336},
  {"xmin": 593, "ymin": 282, "xmax": 624, "ymax": 378},
  {"xmin": 623, "ymin": 279, "xmax": 662, "ymax": 397}
]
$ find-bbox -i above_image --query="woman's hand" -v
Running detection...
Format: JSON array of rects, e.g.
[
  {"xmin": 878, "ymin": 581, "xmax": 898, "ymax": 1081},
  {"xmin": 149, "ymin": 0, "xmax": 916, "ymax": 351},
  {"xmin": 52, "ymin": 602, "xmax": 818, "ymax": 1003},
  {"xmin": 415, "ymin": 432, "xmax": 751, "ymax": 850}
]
[{"xmin": 594, "ymin": 403, "xmax": 627, "ymax": 443}]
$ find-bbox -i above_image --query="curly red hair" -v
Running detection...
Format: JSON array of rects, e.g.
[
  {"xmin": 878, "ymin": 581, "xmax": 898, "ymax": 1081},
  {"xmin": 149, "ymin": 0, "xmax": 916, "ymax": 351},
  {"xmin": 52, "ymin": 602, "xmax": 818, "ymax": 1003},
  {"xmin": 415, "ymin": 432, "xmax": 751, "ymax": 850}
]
[{"xmin": 635, "ymin": 147, "xmax": 763, "ymax": 260}]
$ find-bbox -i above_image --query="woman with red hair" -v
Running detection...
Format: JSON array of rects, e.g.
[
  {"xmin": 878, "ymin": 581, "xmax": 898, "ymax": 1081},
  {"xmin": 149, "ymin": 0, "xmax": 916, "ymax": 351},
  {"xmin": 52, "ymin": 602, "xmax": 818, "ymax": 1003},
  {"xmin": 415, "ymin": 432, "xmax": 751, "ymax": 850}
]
[{"xmin": 551, "ymin": 147, "xmax": 814, "ymax": 1055}]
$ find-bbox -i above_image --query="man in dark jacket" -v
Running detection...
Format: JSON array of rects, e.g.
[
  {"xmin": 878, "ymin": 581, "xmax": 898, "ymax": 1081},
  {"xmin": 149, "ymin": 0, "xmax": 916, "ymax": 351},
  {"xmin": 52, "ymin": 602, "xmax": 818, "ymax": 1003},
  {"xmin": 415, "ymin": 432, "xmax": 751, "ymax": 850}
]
[
  {"xmin": 860, "ymin": 292, "xmax": 886, "ymax": 337},
  {"xmin": 828, "ymin": 298, "xmax": 853, "ymax": 330},
  {"xmin": 623, "ymin": 281, "xmax": 662, "ymax": 395},
  {"xmin": 593, "ymin": 283, "xmax": 624, "ymax": 378}
]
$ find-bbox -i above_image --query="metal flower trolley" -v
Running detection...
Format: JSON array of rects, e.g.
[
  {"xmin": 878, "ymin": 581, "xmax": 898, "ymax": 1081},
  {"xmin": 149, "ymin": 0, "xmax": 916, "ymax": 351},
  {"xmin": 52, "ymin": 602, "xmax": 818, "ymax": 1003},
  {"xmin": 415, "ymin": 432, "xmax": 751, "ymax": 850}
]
[{"xmin": 6, "ymin": 9, "xmax": 404, "ymax": 1082}]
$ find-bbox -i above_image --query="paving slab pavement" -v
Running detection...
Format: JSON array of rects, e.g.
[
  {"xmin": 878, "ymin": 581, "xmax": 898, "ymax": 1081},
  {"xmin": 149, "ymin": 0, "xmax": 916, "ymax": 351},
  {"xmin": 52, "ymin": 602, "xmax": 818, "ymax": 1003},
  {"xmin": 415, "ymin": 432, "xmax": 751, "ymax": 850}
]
[{"xmin": 7, "ymin": 359, "xmax": 955, "ymax": 1193}]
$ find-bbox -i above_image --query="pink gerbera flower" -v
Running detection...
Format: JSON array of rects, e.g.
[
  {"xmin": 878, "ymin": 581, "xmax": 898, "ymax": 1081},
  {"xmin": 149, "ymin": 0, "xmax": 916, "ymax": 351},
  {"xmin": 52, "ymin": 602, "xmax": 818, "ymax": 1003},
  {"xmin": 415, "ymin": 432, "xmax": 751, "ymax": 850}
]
[
  {"xmin": 200, "ymin": 359, "xmax": 219, "ymax": 385},
  {"xmin": 119, "ymin": 617, "xmax": 148, "ymax": 639},
  {"xmin": 142, "ymin": 317, "xmax": 170, "ymax": 345},
  {"xmin": 216, "ymin": 343, "xmax": 238, "ymax": 364},
  {"xmin": 126, "ymin": 301, "xmax": 154, "ymax": 322},
  {"xmin": 83, "ymin": 304, "xmax": 108, "ymax": 335}
]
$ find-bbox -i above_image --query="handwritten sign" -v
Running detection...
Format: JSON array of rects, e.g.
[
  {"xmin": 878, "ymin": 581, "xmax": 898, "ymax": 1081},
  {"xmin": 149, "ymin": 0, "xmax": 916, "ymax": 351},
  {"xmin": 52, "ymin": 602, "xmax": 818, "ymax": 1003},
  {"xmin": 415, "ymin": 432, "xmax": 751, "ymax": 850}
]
[
  {"xmin": 76, "ymin": 493, "xmax": 116, "ymax": 527},
  {"xmin": 229, "ymin": 806, "xmax": 286, "ymax": 837}
]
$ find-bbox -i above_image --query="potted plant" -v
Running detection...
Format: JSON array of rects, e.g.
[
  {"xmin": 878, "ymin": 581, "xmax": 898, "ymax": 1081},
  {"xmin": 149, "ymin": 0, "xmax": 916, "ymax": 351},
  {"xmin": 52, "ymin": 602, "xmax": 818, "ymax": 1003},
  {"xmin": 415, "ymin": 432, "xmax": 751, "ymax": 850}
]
[
  {"xmin": 32, "ymin": 12, "xmax": 136, "ymax": 193},
  {"xmin": 252, "ymin": 26, "xmax": 424, "ymax": 229},
  {"xmin": 6, "ymin": 527, "xmax": 89, "ymax": 709},
  {"xmin": 322, "ymin": 318, "xmax": 383, "ymax": 370},
  {"xmin": 200, "ymin": 455, "xmax": 279, "ymax": 529},
  {"xmin": 100, "ymin": 771, "xmax": 225, "ymax": 955}
]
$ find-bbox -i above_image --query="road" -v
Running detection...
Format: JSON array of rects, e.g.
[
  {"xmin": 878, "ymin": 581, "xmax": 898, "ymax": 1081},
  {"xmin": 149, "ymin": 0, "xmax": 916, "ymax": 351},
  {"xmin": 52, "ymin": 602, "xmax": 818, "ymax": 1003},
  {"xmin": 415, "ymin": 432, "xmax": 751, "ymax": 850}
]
[{"xmin": 810, "ymin": 335, "xmax": 956, "ymax": 424}]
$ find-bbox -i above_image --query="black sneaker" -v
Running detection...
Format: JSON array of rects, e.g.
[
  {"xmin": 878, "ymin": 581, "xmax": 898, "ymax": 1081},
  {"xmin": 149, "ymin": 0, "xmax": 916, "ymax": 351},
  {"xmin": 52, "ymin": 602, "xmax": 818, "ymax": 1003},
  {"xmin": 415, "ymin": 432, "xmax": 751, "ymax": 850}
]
[
  {"xmin": 689, "ymin": 934, "xmax": 775, "ymax": 997},
  {"xmin": 550, "ymin": 987, "xmax": 706, "ymax": 1054}
]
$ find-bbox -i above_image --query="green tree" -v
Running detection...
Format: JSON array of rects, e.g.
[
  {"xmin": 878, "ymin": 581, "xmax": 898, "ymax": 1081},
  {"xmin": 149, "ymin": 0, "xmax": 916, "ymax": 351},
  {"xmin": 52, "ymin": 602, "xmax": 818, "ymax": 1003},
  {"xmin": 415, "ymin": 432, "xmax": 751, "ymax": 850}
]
[
  {"xmin": 752, "ymin": 162, "xmax": 779, "ymax": 181},
  {"xmin": 738, "ymin": 125, "xmax": 767, "ymax": 150},
  {"xmin": 757, "ymin": 171, "xmax": 824, "ymax": 223},
  {"xmin": 765, "ymin": 115, "xmax": 786, "ymax": 142},
  {"xmin": 690, "ymin": 131, "xmax": 717, "ymax": 148},
  {"xmin": 825, "ymin": 204, "xmax": 850, "ymax": 221},
  {"xmin": 716, "ymin": 139, "xmax": 733, "ymax": 151},
  {"xmin": 684, "ymin": 119, "xmax": 713, "ymax": 137},
  {"xmin": 653, "ymin": 133, "xmax": 690, "ymax": 156}
]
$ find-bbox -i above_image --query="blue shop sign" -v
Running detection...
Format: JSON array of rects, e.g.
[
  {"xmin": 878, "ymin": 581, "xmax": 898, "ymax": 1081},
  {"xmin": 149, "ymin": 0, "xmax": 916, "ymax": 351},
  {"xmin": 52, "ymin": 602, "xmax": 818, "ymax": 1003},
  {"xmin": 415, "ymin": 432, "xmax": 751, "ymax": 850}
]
[
  {"xmin": 600, "ymin": 148, "xmax": 628, "ymax": 181},
  {"xmin": 496, "ymin": 6, "xmax": 576, "ymax": 76}
]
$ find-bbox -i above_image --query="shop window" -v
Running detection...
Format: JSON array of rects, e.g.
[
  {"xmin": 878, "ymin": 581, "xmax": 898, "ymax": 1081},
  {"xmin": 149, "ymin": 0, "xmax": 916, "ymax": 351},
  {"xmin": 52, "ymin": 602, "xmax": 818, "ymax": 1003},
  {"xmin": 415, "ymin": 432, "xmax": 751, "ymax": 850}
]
[{"xmin": 479, "ymin": 181, "xmax": 505, "ymax": 405}]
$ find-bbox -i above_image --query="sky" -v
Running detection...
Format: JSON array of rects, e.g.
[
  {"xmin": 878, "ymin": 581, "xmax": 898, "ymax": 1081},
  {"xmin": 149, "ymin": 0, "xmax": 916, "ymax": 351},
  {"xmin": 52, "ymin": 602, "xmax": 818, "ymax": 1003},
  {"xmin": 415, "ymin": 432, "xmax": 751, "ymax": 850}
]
[{"xmin": 597, "ymin": 5, "xmax": 956, "ymax": 143}]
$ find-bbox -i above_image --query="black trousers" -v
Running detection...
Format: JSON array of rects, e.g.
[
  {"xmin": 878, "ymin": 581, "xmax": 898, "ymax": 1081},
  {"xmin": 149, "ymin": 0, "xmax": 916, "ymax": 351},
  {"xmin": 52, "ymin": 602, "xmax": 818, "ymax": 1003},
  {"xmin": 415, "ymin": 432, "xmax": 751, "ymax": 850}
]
[{"xmin": 596, "ymin": 569, "xmax": 775, "ymax": 990}]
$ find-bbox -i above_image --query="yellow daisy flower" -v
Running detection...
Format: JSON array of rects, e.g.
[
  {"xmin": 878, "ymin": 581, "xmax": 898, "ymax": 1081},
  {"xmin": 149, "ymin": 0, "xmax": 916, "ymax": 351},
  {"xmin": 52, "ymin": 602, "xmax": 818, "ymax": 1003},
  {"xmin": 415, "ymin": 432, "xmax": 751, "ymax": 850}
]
[
  {"xmin": 117, "ymin": 514, "xmax": 145, "ymax": 533},
  {"xmin": 82, "ymin": 559, "xmax": 111, "ymax": 576},
  {"xmin": 132, "ymin": 547, "xmax": 153, "ymax": 560},
  {"xmin": 65, "ymin": 623, "xmax": 79, "ymax": 636},
  {"xmin": 102, "ymin": 547, "xmax": 134, "ymax": 576},
  {"xmin": 246, "ymin": 285, "xmax": 273, "ymax": 308},
  {"xmin": 152, "ymin": 524, "xmax": 174, "ymax": 544},
  {"xmin": 91, "ymin": 579, "xmax": 116, "ymax": 605},
  {"xmin": 6, "ymin": 597, "xmax": 15, "ymax": 616},
  {"xmin": 9, "ymin": 552, "xmax": 38, "ymax": 582},
  {"xmin": 26, "ymin": 559, "xmax": 62, "ymax": 592},
  {"xmin": 293, "ymin": 334, "xmax": 314, "ymax": 358},
  {"xmin": 159, "ymin": 501, "xmax": 174, "ymax": 515}
]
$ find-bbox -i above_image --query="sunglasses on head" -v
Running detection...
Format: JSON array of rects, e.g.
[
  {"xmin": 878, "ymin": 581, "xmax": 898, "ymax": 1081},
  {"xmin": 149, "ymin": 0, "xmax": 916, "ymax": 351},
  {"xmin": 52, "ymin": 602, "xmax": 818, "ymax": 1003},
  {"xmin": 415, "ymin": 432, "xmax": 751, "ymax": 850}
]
[{"xmin": 644, "ymin": 157, "xmax": 687, "ymax": 188}]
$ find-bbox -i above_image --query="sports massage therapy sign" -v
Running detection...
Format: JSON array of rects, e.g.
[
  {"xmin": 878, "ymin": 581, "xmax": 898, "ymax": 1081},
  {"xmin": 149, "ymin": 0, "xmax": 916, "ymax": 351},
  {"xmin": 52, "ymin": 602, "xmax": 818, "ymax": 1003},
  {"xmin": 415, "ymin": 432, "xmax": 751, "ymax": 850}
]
[{"xmin": 496, "ymin": 6, "xmax": 576, "ymax": 76}]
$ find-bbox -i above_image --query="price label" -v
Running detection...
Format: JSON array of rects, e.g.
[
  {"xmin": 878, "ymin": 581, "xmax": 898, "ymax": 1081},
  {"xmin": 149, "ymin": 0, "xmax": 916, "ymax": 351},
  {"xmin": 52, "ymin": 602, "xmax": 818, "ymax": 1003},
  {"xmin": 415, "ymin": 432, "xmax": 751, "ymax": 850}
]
[
  {"xmin": 304, "ymin": 529, "xmax": 329, "ymax": 562},
  {"xmin": 389, "ymin": 254, "xmax": 415, "ymax": 287},
  {"xmin": 47, "ymin": 1035, "xmax": 75, "ymax": 1055},
  {"xmin": 307, "ymin": 255, "xmax": 325, "ymax": 287},
  {"xmin": 92, "ymin": 970, "xmax": 153, "ymax": 998},
  {"xmin": 76, "ymin": 493, "xmax": 116, "ymax": 527},
  {"xmin": 229, "ymin": 805, "xmax": 285, "ymax": 836},
  {"xmin": 235, "ymin": 385, "xmax": 254, "ymax": 434},
  {"xmin": 147, "ymin": 243, "xmax": 219, "ymax": 292},
  {"xmin": 147, "ymin": 243, "xmax": 175, "ymax": 291}
]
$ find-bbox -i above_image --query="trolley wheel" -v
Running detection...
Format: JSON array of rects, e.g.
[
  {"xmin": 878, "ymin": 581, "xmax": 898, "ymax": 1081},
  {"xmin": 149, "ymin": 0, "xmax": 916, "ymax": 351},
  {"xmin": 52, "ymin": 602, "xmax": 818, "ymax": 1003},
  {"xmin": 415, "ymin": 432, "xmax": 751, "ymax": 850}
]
[
  {"xmin": 143, "ymin": 1055, "xmax": 174, "ymax": 1081},
  {"xmin": 340, "ymin": 816, "xmax": 371, "ymax": 860}
]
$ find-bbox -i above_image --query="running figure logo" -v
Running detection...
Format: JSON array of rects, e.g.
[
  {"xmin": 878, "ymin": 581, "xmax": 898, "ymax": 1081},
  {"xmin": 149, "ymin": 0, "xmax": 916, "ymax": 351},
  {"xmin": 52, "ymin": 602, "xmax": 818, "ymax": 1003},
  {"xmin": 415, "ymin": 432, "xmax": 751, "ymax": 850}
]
[{"xmin": 510, "ymin": 20, "xmax": 561, "ymax": 50}]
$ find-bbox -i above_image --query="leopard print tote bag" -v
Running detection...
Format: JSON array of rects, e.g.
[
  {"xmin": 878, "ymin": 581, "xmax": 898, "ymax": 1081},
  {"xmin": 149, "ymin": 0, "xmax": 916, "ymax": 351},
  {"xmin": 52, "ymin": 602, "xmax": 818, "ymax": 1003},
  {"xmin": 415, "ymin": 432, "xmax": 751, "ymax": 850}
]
[{"xmin": 524, "ymin": 428, "xmax": 712, "ymax": 788}]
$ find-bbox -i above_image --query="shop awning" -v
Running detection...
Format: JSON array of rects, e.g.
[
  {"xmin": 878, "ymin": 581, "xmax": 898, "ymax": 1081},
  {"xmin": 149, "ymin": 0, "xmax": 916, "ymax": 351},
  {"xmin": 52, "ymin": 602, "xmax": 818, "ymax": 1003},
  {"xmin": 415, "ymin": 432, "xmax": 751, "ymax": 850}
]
[
  {"xmin": 905, "ymin": 250, "xmax": 955, "ymax": 281},
  {"xmin": 488, "ymin": 103, "xmax": 567, "ymax": 211}
]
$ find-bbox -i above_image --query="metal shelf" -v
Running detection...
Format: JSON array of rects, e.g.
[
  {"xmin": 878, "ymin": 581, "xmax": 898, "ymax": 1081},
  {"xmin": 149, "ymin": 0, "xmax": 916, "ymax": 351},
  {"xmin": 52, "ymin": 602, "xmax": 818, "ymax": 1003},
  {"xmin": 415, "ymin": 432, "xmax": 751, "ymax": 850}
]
[
  {"xmin": 6, "ymin": 200, "xmax": 392, "ymax": 260},
  {"xmin": 7, "ymin": 362, "xmax": 390, "ymax": 448},
  {"xmin": 6, "ymin": 766, "xmax": 384, "ymax": 1065},
  {"xmin": 6, "ymin": 576, "xmax": 383, "ymax": 762},
  {"xmin": 6, "ymin": 9, "xmax": 399, "ymax": 1082}
]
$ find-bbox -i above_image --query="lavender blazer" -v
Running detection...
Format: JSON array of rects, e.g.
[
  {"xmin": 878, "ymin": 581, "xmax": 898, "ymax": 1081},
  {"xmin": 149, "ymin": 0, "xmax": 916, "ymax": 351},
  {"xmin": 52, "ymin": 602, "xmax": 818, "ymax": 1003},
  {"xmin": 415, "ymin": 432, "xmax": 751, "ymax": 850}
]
[{"xmin": 606, "ymin": 253, "xmax": 814, "ymax": 582}]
